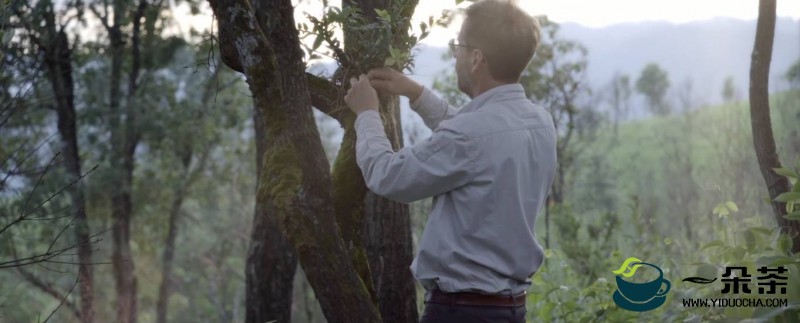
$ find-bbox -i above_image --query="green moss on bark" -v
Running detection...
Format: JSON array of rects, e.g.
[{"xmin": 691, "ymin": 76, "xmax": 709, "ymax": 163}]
[
  {"xmin": 331, "ymin": 112, "xmax": 377, "ymax": 303},
  {"xmin": 210, "ymin": 0, "xmax": 384, "ymax": 320},
  {"xmin": 260, "ymin": 144, "xmax": 302, "ymax": 210}
]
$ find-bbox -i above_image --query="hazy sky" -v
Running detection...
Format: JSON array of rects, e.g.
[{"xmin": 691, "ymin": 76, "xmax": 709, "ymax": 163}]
[
  {"xmin": 410, "ymin": 0, "xmax": 800, "ymax": 45},
  {"xmin": 456, "ymin": 0, "xmax": 797, "ymax": 27},
  {"xmin": 175, "ymin": 0, "xmax": 800, "ymax": 48}
]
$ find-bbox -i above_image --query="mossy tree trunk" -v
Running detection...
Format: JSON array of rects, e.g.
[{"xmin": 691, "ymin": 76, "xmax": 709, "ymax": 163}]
[
  {"xmin": 245, "ymin": 0, "xmax": 306, "ymax": 323},
  {"xmin": 336, "ymin": 1, "xmax": 418, "ymax": 321},
  {"xmin": 243, "ymin": 1, "xmax": 300, "ymax": 322},
  {"xmin": 212, "ymin": 0, "xmax": 422, "ymax": 320},
  {"xmin": 209, "ymin": 0, "xmax": 382, "ymax": 322},
  {"xmin": 748, "ymin": 0, "xmax": 800, "ymax": 254},
  {"xmin": 244, "ymin": 86, "xmax": 298, "ymax": 323}
]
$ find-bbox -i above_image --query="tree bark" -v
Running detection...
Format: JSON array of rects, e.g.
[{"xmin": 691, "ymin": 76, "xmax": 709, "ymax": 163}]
[
  {"xmin": 240, "ymin": 1, "xmax": 304, "ymax": 322},
  {"xmin": 330, "ymin": 110, "xmax": 378, "ymax": 303},
  {"xmin": 748, "ymin": 0, "xmax": 800, "ymax": 254},
  {"xmin": 155, "ymin": 186, "xmax": 184, "ymax": 323},
  {"xmin": 15, "ymin": 3, "xmax": 95, "ymax": 321},
  {"xmin": 38, "ymin": 8, "xmax": 96, "ymax": 321},
  {"xmin": 209, "ymin": 0, "xmax": 381, "ymax": 322},
  {"xmin": 105, "ymin": 0, "xmax": 150, "ymax": 320},
  {"xmin": 155, "ymin": 146, "xmax": 195, "ymax": 323},
  {"xmin": 49, "ymin": 31, "xmax": 95, "ymax": 323},
  {"xmin": 338, "ymin": 2, "xmax": 419, "ymax": 320},
  {"xmin": 364, "ymin": 190, "xmax": 417, "ymax": 323},
  {"xmin": 244, "ymin": 69, "xmax": 297, "ymax": 323},
  {"xmin": 363, "ymin": 93, "xmax": 417, "ymax": 323}
]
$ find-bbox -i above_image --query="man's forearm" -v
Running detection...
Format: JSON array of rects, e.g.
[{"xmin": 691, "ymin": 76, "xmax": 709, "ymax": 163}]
[
  {"xmin": 410, "ymin": 87, "xmax": 459, "ymax": 131},
  {"xmin": 406, "ymin": 83, "xmax": 424, "ymax": 102}
]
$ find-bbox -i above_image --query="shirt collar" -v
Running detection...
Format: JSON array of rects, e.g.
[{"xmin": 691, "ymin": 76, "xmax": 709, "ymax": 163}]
[{"xmin": 458, "ymin": 83, "xmax": 526, "ymax": 114}]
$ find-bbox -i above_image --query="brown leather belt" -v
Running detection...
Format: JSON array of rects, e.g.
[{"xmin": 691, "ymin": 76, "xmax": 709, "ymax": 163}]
[{"xmin": 427, "ymin": 289, "xmax": 526, "ymax": 307}]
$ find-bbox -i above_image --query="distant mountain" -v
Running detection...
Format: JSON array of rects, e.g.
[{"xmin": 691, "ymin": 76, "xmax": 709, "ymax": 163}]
[
  {"xmin": 391, "ymin": 17, "xmax": 800, "ymax": 108},
  {"xmin": 558, "ymin": 17, "xmax": 799, "ymax": 105},
  {"xmin": 308, "ymin": 17, "xmax": 799, "ymax": 139}
]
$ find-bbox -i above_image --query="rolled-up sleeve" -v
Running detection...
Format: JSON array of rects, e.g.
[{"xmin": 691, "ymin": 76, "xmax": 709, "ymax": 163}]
[{"xmin": 354, "ymin": 110, "xmax": 477, "ymax": 203}]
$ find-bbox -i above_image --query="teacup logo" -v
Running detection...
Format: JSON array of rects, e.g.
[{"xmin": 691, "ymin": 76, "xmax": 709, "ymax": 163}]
[{"xmin": 612, "ymin": 257, "xmax": 671, "ymax": 312}]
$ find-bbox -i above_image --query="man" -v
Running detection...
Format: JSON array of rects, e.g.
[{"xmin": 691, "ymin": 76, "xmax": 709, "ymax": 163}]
[{"xmin": 344, "ymin": 0, "xmax": 556, "ymax": 322}]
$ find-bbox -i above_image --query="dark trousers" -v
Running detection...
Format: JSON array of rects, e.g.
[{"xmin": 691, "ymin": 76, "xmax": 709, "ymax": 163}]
[{"xmin": 419, "ymin": 301, "xmax": 527, "ymax": 323}]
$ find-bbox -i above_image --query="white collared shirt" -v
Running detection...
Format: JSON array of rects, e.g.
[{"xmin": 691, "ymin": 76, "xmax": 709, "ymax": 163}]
[{"xmin": 354, "ymin": 83, "xmax": 557, "ymax": 295}]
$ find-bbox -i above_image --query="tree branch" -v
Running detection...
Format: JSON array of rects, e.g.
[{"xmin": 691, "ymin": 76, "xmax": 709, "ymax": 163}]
[
  {"xmin": 88, "ymin": 5, "xmax": 111, "ymax": 33},
  {"xmin": 41, "ymin": 272, "xmax": 81, "ymax": 323},
  {"xmin": 127, "ymin": 0, "xmax": 147, "ymax": 98},
  {"xmin": 306, "ymin": 72, "xmax": 348, "ymax": 124},
  {"xmin": 0, "ymin": 230, "xmax": 105, "ymax": 269},
  {"xmin": 17, "ymin": 268, "xmax": 80, "ymax": 320}
]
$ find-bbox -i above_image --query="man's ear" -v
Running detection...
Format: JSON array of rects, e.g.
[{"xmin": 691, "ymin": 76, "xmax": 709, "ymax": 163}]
[{"xmin": 470, "ymin": 49, "xmax": 484, "ymax": 74}]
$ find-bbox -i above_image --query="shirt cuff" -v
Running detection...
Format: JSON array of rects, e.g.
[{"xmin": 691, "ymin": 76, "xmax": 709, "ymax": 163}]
[
  {"xmin": 409, "ymin": 87, "xmax": 432, "ymax": 111},
  {"xmin": 355, "ymin": 110, "xmax": 381, "ymax": 132}
]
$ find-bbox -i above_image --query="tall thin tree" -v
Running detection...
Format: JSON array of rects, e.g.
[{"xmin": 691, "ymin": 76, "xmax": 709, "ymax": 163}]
[
  {"xmin": 9, "ymin": 1, "xmax": 96, "ymax": 320},
  {"xmin": 748, "ymin": 0, "xmax": 800, "ymax": 254}
]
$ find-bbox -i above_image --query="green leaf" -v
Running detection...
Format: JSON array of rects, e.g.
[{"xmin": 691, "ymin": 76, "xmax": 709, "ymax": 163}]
[
  {"xmin": 374, "ymin": 8, "xmax": 390, "ymax": 21},
  {"xmin": 784, "ymin": 211, "xmax": 800, "ymax": 221},
  {"xmin": 700, "ymin": 240, "xmax": 726, "ymax": 251},
  {"xmin": 724, "ymin": 201, "xmax": 739, "ymax": 213},
  {"xmin": 758, "ymin": 255, "xmax": 800, "ymax": 266},
  {"xmin": 774, "ymin": 167, "xmax": 800, "ymax": 179},
  {"xmin": 752, "ymin": 304, "xmax": 800, "ymax": 320},
  {"xmin": 778, "ymin": 234, "xmax": 793, "ymax": 254},
  {"xmin": 775, "ymin": 192, "xmax": 800, "ymax": 203},
  {"xmin": 757, "ymin": 256, "xmax": 780, "ymax": 266},
  {"xmin": 731, "ymin": 246, "xmax": 746, "ymax": 259},
  {"xmin": 384, "ymin": 57, "xmax": 396, "ymax": 67},
  {"xmin": 749, "ymin": 227, "xmax": 773, "ymax": 236},
  {"xmin": 543, "ymin": 287, "xmax": 560, "ymax": 298},
  {"xmin": 743, "ymin": 230, "xmax": 756, "ymax": 251}
]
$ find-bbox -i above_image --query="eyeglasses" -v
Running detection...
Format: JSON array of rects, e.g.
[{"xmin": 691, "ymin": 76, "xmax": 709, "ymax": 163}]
[{"xmin": 448, "ymin": 38, "xmax": 474, "ymax": 57}]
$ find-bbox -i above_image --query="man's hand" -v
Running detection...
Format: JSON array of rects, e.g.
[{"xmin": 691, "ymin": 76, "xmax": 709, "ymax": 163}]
[
  {"xmin": 368, "ymin": 67, "xmax": 424, "ymax": 102},
  {"xmin": 345, "ymin": 74, "xmax": 379, "ymax": 115}
]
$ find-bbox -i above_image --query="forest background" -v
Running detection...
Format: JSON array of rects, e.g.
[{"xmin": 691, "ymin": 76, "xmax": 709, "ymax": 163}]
[{"xmin": 1, "ymin": 0, "xmax": 800, "ymax": 322}]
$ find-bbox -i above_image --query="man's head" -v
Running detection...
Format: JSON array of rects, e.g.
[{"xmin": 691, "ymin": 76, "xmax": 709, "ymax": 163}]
[{"xmin": 453, "ymin": 0, "xmax": 540, "ymax": 97}]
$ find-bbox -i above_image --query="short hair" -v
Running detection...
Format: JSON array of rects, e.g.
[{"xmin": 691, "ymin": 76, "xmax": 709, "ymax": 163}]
[{"xmin": 462, "ymin": 0, "xmax": 540, "ymax": 83}]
